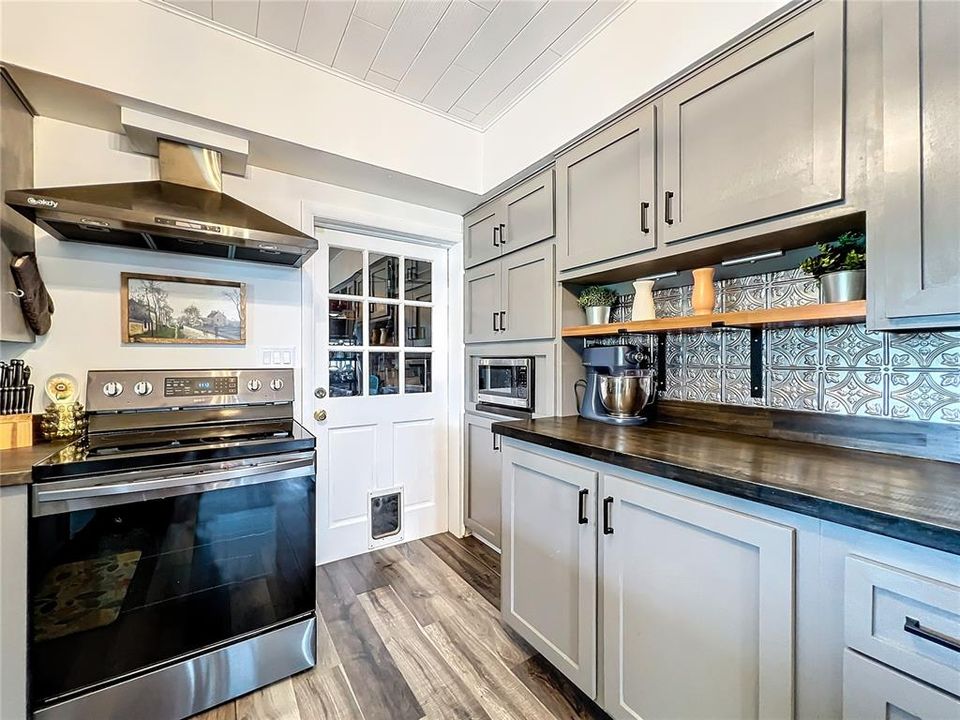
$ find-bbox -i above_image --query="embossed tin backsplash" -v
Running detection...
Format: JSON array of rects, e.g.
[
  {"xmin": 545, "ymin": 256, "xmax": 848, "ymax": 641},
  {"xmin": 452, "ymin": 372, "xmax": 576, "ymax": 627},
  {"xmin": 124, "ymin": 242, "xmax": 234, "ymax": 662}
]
[{"xmin": 595, "ymin": 269, "xmax": 960, "ymax": 424}]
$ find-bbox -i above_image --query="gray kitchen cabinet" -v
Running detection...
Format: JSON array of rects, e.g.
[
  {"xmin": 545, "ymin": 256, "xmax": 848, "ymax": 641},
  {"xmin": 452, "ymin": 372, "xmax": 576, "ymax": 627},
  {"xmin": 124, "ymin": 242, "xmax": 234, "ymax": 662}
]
[
  {"xmin": 601, "ymin": 472, "xmax": 796, "ymax": 720},
  {"xmin": 464, "ymin": 242, "xmax": 555, "ymax": 343},
  {"xmin": 501, "ymin": 444, "xmax": 598, "ymax": 698},
  {"xmin": 869, "ymin": 0, "xmax": 960, "ymax": 329},
  {"xmin": 0, "ymin": 486, "xmax": 28, "ymax": 720},
  {"xmin": 556, "ymin": 104, "xmax": 656, "ymax": 272},
  {"xmin": 463, "ymin": 168, "xmax": 555, "ymax": 269},
  {"xmin": 1, "ymin": 69, "xmax": 36, "ymax": 343},
  {"xmin": 842, "ymin": 650, "xmax": 960, "ymax": 720},
  {"xmin": 464, "ymin": 412, "xmax": 502, "ymax": 548},
  {"xmin": 659, "ymin": 0, "xmax": 844, "ymax": 245}
]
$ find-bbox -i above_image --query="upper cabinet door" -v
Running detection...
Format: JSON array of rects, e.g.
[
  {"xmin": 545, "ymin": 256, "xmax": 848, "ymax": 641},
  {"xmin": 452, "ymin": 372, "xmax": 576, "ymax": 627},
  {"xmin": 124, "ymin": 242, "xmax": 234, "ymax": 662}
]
[
  {"xmin": 556, "ymin": 105, "xmax": 657, "ymax": 272},
  {"xmin": 464, "ymin": 205, "xmax": 501, "ymax": 269},
  {"xmin": 660, "ymin": 0, "xmax": 844, "ymax": 245},
  {"xmin": 871, "ymin": 0, "xmax": 960, "ymax": 327},
  {"xmin": 464, "ymin": 262, "xmax": 501, "ymax": 343},
  {"xmin": 501, "ymin": 169, "xmax": 555, "ymax": 255},
  {"xmin": 500, "ymin": 243, "xmax": 555, "ymax": 342},
  {"xmin": 601, "ymin": 473, "xmax": 796, "ymax": 720}
]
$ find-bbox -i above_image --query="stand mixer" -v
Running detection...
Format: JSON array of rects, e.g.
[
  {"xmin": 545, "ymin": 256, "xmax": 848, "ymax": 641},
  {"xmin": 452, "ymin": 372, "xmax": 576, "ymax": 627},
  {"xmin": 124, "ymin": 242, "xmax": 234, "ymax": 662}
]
[{"xmin": 576, "ymin": 345, "xmax": 657, "ymax": 426}]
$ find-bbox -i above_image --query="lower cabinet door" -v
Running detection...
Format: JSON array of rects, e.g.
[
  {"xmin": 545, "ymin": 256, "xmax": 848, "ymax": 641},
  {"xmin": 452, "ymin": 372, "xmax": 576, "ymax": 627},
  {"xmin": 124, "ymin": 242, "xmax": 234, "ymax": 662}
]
[
  {"xmin": 501, "ymin": 445, "xmax": 598, "ymax": 698},
  {"xmin": 463, "ymin": 413, "xmax": 503, "ymax": 548},
  {"xmin": 600, "ymin": 474, "xmax": 796, "ymax": 720},
  {"xmin": 843, "ymin": 650, "xmax": 960, "ymax": 719}
]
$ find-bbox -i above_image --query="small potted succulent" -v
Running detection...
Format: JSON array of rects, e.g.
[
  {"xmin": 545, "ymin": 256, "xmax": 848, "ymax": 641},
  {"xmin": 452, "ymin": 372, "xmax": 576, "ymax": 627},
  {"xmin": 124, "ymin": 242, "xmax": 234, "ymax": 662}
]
[
  {"xmin": 578, "ymin": 286, "xmax": 618, "ymax": 325},
  {"xmin": 800, "ymin": 231, "xmax": 866, "ymax": 302}
]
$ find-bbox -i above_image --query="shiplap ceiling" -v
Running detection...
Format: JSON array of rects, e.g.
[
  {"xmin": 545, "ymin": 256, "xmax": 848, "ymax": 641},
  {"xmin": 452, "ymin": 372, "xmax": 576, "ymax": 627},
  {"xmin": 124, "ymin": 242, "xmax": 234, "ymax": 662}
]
[{"xmin": 160, "ymin": 0, "xmax": 627, "ymax": 128}]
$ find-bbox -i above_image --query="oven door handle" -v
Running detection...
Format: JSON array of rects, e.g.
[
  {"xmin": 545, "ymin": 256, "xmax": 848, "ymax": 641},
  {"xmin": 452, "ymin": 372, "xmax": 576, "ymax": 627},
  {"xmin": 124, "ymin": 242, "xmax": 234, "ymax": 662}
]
[{"xmin": 33, "ymin": 452, "xmax": 315, "ymax": 516}]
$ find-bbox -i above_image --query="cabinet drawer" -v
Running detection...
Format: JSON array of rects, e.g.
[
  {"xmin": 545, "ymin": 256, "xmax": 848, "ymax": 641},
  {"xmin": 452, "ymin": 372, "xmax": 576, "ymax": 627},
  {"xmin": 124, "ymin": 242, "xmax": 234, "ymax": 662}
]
[
  {"xmin": 843, "ymin": 650, "xmax": 960, "ymax": 719},
  {"xmin": 845, "ymin": 555, "xmax": 960, "ymax": 696}
]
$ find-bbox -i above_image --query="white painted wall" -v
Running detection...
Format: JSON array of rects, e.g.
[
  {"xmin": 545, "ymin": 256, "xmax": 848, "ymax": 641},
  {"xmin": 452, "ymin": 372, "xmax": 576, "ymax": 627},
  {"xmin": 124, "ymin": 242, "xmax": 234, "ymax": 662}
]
[
  {"xmin": 481, "ymin": 0, "xmax": 787, "ymax": 188},
  {"xmin": 0, "ymin": 118, "xmax": 461, "ymax": 411},
  {"xmin": 0, "ymin": 0, "xmax": 483, "ymax": 192}
]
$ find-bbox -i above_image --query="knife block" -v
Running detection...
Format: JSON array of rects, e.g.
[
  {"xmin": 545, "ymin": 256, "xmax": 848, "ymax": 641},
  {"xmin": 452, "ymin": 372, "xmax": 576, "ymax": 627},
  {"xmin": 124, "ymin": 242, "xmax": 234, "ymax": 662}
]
[{"xmin": 0, "ymin": 414, "xmax": 33, "ymax": 449}]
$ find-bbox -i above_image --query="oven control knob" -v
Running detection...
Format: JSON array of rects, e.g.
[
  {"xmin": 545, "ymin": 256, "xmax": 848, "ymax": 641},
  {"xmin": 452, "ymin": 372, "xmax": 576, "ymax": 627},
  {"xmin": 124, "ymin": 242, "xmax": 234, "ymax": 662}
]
[
  {"xmin": 133, "ymin": 381, "xmax": 153, "ymax": 396},
  {"xmin": 102, "ymin": 381, "xmax": 123, "ymax": 397},
  {"xmin": 269, "ymin": 378, "xmax": 284, "ymax": 391},
  {"xmin": 247, "ymin": 379, "xmax": 263, "ymax": 392}
]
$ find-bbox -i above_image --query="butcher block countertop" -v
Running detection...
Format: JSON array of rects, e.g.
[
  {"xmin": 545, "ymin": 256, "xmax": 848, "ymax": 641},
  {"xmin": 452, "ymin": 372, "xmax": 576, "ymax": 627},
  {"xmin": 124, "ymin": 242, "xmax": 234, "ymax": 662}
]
[{"xmin": 493, "ymin": 415, "xmax": 960, "ymax": 556}]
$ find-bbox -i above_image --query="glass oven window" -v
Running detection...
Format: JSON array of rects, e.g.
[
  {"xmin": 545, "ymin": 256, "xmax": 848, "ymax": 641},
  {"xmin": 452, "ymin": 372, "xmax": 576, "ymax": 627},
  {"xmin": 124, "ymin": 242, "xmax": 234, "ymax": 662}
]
[{"xmin": 29, "ymin": 475, "xmax": 315, "ymax": 706}]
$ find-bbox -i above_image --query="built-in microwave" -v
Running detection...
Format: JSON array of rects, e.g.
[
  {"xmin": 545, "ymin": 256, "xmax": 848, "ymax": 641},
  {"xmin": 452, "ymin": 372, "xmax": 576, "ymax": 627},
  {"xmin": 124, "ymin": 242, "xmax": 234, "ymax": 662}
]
[{"xmin": 476, "ymin": 356, "xmax": 535, "ymax": 413}]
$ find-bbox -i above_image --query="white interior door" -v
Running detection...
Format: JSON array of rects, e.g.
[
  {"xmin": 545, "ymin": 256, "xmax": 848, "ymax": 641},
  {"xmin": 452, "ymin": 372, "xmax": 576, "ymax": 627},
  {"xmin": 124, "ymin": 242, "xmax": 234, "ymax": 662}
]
[{"xmin": 310, "ymin": 228, "xmax": 449, "ymax": 564}]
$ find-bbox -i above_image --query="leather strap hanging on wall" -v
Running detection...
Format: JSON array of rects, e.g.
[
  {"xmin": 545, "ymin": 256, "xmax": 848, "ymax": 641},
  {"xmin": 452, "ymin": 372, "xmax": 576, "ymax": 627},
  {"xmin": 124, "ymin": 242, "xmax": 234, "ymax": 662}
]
[{"xmin": 10, "ymin": 253, "xmax": 54, "ymax": 335}]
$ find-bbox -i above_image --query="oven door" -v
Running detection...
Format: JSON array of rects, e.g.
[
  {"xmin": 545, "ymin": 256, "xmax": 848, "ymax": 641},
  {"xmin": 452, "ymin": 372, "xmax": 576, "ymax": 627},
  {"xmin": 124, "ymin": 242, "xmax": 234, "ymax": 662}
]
[
  {"xmin": 476, "ymin": 357, "xmax": 534, "ymax": 411},
  {"xmin": 28, "ymin": 451, "xmax": 316, "ymax": 709}
]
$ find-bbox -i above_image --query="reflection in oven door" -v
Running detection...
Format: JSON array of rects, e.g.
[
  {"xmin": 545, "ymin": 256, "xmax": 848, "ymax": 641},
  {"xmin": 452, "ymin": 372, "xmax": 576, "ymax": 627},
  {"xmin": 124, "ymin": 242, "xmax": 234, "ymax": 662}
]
[{"xmin": 29, "ymin": 471, "xmax": 315, "ymax": 708}]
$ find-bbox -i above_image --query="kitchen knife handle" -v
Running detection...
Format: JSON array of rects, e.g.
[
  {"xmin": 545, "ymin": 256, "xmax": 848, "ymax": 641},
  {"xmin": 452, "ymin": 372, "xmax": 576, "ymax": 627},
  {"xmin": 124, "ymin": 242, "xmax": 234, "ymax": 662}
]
[{"xmin": 25, "ymin": 385, "xmax": 34, "ymax": 414}]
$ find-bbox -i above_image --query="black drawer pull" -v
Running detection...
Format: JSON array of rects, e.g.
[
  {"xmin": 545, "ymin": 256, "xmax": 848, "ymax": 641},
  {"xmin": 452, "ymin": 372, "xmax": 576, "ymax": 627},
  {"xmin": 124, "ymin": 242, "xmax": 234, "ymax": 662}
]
[
  {"xmin": 499, "ymin": 223, "xmax": 506, "ymax": 244},
  {"xmin": 578, "ymin": 489, "xmax": 589, "ymax": 524},
  {"xmin": 904, "ymin": 617, "xmax": 960, "ymax": 653},
  {"xmin": 493, "ymin": 225, "xmax": 500, "ymax": 248},
  {"xmin": 499, "ymin": 311, "xmax": 506, "ymax": 332},
  {"xmin": 493, "ymin": 312, "xmax": 499, "ymax": 333},
  {"xmin": 664, "ymin": 191, "xmax": 675, "ymax": 225},
  {"xmin": 603, "ymin": 496, "xmax": 614, "ymax": 535},
  {"xmin": 493, "ymin": 432, "xmax": 500, "ymax": 452},
  {"xmin": 640, "ymin": 201, "xmax": 650, "ymax": 234}
]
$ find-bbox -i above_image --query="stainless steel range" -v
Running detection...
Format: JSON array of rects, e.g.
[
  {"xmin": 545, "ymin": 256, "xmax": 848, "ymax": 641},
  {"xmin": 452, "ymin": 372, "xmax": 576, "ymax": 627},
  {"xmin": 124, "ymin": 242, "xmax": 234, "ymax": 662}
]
[{"xmin": 29, "ymin": 369, "xmax": 317, "ymax": 720}]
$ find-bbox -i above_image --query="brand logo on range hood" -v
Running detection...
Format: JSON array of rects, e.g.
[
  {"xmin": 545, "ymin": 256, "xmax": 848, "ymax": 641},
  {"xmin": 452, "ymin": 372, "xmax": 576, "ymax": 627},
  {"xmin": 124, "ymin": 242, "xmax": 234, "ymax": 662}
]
[{"xmin": 26, "ymin": 197, "xmax": 58, "ymax": 208}]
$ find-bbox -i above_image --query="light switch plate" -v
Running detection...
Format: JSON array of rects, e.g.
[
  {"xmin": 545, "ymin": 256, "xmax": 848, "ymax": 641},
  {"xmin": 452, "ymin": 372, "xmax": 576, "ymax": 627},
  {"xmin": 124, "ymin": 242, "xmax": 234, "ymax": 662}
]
[{"xmin": 260, "ymin": 346, "xmax": 297, "ymax": 367}]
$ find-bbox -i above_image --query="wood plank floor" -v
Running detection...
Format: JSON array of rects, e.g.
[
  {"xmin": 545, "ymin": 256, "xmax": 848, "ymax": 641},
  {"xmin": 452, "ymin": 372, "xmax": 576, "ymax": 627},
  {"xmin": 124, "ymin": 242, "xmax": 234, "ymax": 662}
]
[{"xmin": 192, "ymin": 533, "xmax": 608, "ymax": 720}]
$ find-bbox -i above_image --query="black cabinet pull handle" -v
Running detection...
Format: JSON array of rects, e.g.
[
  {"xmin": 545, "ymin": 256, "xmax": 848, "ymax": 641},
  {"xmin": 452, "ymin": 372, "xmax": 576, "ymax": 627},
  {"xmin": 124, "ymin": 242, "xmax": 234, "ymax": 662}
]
[
  {"xmin": 493, "ymin": 225, "xmax": 500, "ymax": 248},
  {"xmin": 603, "ymin": 496, "xmax": 614, "ymax": 534},
  {"xmin": 904, "ymin": 616, "xmax": 960, "ymax": 653},
  {"xmin": 499, "ymin": 223, "xmax": 506, "ymax": 244},
  {"xmin": 493, "ymin": 432, "xmax": 500, "ymax": 452},
  {"xmin": 578, "ymin": 489, "xmax": 589, "ymax": 524},
  {"xmin": 664, "ymin": 191, "xmax": 675, "ymax": 225},
  {"xmin": 493, "ymin": 312, "xmax": 499, "ymax": 333},
  {"xmin": 499, "ymin": 311, "xmax": 506, "ymax": 332},
  {"xmin": 640, "ymin": 201, "xmax": 650, "ymax": 234}
]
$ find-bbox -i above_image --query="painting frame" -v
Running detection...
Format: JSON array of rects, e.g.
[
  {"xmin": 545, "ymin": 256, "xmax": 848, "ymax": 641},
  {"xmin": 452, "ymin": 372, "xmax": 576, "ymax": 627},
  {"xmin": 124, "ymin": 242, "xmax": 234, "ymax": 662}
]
[{"xmin": 121, "ymin": 272, "xmax": 247, "ymax": 345}]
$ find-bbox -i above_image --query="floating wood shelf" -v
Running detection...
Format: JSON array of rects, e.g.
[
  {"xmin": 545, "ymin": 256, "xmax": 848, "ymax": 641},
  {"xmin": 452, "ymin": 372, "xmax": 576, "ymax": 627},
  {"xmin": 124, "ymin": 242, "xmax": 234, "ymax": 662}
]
[{"xmin": 561, "ymin": 300, "xmax": 866, "ymax": 338}]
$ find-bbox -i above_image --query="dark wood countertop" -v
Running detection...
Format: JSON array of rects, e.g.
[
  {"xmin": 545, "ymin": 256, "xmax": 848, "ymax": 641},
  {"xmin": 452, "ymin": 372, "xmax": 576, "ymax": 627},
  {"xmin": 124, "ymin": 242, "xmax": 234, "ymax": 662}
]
[
  {"xmin": 493, "ymin": 416, "xmax": 960, "ymax": 556},
  {"xmin": 0, "ymin": 441, "xmax": 69, "ymax": 488}
]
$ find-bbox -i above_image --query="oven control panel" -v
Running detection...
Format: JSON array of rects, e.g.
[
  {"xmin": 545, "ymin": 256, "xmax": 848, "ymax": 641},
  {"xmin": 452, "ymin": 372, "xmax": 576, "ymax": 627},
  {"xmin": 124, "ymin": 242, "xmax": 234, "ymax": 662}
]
[{"xmin": 86, "ymin": 369, "xmax": 295, "ymax": 412}]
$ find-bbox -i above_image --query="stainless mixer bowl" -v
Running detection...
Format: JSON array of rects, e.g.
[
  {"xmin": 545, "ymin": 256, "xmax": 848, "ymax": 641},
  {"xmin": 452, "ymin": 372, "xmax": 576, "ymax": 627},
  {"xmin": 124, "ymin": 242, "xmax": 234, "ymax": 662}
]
[{"xmin": 597, "ymin": 372, "xmax": 656, "ymax": 417}]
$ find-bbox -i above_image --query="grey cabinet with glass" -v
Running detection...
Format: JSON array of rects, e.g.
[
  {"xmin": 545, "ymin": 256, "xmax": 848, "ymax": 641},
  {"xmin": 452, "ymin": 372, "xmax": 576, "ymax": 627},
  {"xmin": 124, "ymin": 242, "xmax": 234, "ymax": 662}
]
[
  {"xmin": 556, "ymin": 104, "xmax": 657, "ymax": 272},
  {"xmin": 869, "ymin": 0, "xmax": 960, "ymax": 330},
  {"xmin": 464, "ymin": 242, "xmax": 554, "ymax": 343},
  {"xmin": 501, "ymin": 443, "xmax": 598, "ymax": 697},
  {"xmin": 463, "ymin": 412, "xmax": 502, "ymax": 548},
  {"xmin": 463, "ymin": 169, "xmax": 555, "ymax": 270}
]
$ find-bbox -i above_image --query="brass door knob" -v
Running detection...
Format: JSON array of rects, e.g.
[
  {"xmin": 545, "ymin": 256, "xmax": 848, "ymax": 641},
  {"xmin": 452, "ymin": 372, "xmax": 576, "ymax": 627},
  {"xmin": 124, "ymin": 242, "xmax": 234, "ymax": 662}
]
[{"xmin": 314, "ymin": 409, "xmax": 327, "ymax": 422}]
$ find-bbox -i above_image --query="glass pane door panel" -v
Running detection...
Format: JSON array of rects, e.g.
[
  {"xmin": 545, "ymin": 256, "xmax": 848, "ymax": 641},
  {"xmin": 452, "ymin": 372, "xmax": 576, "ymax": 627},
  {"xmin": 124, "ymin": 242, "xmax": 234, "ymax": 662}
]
[
  {"xmin": 329, "ymin": 248, "xmax": 363, "ymax": 295},
  {"xmin": 369, "ymin": 303, "xmax": 398, "ymax": 346},
  {"xmin": 369, "ymin": 254, "xmax": 399, "ymax": 299},
  {"xmin": 329, "ymin": 300, "xmax": 362, "ymax": 346},
  {"xmin": 370, "ymin": 353, "xmax": 400, "ymax": 395},
  {"xmin": 404, "ymin": 260, "xmax": 432, "ymax": 301},
  {"xmin": 405, "ymin": 353, "xmax": 432, "ymax": 393},
  {"xmin": 404, "ymin": 306, "xmax": 432, "ymax": 347},
  {"xmin": 330, "ymin": 352, "xmax": 363, "ymax": 397}
]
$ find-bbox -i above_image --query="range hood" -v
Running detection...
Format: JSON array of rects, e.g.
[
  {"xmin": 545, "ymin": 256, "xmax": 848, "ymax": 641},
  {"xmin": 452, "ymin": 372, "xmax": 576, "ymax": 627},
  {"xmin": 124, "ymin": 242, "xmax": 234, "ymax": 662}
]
[{"xmin": 5, "ymin": 140, "xmax": 317, "ymax": 267}]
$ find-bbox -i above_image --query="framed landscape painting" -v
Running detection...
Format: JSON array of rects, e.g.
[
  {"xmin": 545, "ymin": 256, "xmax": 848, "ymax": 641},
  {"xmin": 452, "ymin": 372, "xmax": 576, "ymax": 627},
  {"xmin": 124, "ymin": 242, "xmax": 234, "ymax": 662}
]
[{"xmin": 121, "ymin": 273, "xmax": 246, "ymax": 344}]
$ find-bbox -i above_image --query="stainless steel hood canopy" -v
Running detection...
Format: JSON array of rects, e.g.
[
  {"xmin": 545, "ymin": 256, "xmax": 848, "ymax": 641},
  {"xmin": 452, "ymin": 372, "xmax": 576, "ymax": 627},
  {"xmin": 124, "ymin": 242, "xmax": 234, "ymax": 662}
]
[{"xmin": 5, "ymin": 140, "xmax": 317, "ymax": 267}]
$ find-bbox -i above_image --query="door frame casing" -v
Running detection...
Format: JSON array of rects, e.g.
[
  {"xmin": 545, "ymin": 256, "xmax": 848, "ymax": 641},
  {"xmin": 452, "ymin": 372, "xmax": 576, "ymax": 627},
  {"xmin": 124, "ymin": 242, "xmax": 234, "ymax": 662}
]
[{"xmin": 299, "ymin": 203, "xmax": 465, "ymax": 561}]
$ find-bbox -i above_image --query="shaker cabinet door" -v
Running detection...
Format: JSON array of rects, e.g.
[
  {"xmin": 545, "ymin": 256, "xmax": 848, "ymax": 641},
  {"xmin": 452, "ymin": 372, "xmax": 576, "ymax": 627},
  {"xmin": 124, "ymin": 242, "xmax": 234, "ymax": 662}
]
[
  {"xmin": 464, "ymin": 205, "xmax": 501, "ymax": 269},
  {"xmin": 601, "ymin": 473, "xmax": 796, "ymax": 720},
  {"xmin": 501, "ymin": 446, "xmax": 598, "ymax": 698},
  {"xmin": 871, "ymin": 0, "xmax": 960, "ymax": 327},
  {"xmin": 463, "ymin": 413, "xmax": 502, "ymax": 548},
  {"xmin": 464, "ymin": 262, "xmax": 501, "ymax": 343},
  {"xmin": 659, "ymin": 0, "xmax": 843, "ymax": 245},
  {"xmin": 501, "ymin": 168, "xmax": 555, "ymax": 255},
  {"xmin": 500, "ymin": 242, "xmax": 555, "ymax": 342},
  {"xmin": 842, "ymin": 650, "xmax": 960, "ymax": 720},
  {"xmin": 556, "ymin": 104, "xmax": 657, "ymax": 272}
]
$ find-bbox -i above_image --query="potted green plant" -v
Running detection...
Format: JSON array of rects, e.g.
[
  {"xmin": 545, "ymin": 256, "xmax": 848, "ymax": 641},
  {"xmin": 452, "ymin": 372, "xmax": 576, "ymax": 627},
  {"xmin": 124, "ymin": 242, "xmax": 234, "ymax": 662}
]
[
  {"xmin": 578, "ymin": 286, "xmax": 618, "ymax": 325},
  {"xmin": 800, "ymin": 231, "xmax": 866, "ymax": 303}
]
